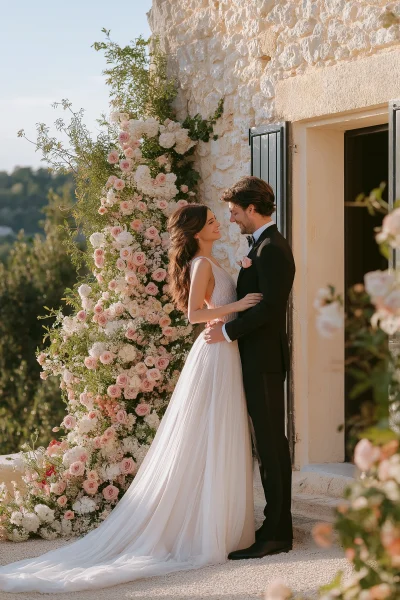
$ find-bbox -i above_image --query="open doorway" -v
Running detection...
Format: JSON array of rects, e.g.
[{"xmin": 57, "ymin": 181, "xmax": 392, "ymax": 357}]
[{"xmin": 344, "ymin": 125, "xmax": 389, "ymax": 459}]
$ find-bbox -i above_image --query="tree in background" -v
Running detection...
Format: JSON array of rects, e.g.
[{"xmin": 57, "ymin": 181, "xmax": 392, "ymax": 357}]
[{"xmin": 0, "ymin": 187, "xmax": 80, "ymax": 455}]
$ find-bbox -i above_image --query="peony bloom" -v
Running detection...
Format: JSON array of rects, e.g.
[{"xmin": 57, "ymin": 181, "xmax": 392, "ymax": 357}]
[
  {"xmin": 107, "ymin": 150, "xmax": 119, "ymax": 164},
  {"xmin": 102, "ymin": 484, "xmax": 119, "ymax": 501},
  {"xmin": 135, "ymin": 403, "xmax": 151, "ymax": 417},
  {"xmin": 89, "ymin": 232, "xmax": 106, "ymax": 248},
  {"xmin": 354, "ymin": 438, "xmax": 380, "ymax": 472},
  {"xmin": 107, "ymin": 385, "xmax": 122, "ymax": 399}
]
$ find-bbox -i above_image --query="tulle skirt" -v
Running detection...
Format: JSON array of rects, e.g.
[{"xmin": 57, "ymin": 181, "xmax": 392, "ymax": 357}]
[{"xmin": 0, "ymin": 333, "xmax": 255, "ymax": 593}]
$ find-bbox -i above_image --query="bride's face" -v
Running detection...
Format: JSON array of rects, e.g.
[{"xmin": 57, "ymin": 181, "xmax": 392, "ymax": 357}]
[{"xmin": 195, "ymin": 209, "xmax": 221, "ymax": 243}]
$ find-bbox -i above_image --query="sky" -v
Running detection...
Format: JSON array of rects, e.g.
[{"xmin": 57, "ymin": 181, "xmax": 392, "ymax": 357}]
[{"xmin": 0, "ymin": 0, "xmax": 153, "ymax": 173}]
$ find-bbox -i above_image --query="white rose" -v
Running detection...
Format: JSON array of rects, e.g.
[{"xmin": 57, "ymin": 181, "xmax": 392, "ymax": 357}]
[
  {"xmin": 143, "ymin": 117, "xmax": 159, "ymax": 138},
  {"xmin": 78, "ymin": 284, "xmax": 92, "ymax": 298},
  {"xmin": 144, "ymin": 411, "xmax": 160, "ymax": 430},
  {"xmin": 354, "ymin": 438, "xmax": 380, "ymax": 472},
  {"xmin": 21, "ymin": 513, "xmax": 40, "ymax": 532},
  {"xmin": 10, "ymin": 511, "xmax": 23, "ymax": 526},
  {"xmin": 116, "ymin": 231, "xmax": 134, "ymax": 246},
  {"xmin": 89, "ymin": 232, "xmax": 106, "ymax": 248},
  {"xmin": 89, "ymin": 342, "xmax": 108, "ymax": 358},
  {"xmin": 159, "ymin": 132, "xmax": 176, "ymax": 149},
  {"xmin": 316, "ymin": 301, "xmax": 343, "ymax": 338},
  {"xmin": 364, "ymin": 270, "xmax": 394, "ymax": 299},
  {"xmin": 118, "ymin": 345, "xmax": 137, "ymax": 363}
]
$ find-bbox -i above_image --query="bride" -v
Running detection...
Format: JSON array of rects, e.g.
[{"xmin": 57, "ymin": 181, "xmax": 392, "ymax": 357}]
[{"xmin": 0, "ymin": 203, "xmax": 261, "ymax": 594}]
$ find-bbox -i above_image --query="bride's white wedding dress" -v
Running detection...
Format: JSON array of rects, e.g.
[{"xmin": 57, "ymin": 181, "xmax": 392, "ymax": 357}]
[{"xmin": 0, "ymin": 256, "xmax": 255, "ymax": 594}]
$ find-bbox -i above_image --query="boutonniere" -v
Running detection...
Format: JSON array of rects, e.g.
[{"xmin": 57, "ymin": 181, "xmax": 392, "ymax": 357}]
[{"xmin": 241, "ymin": 256, "xmax": 252, "ymax": 268}]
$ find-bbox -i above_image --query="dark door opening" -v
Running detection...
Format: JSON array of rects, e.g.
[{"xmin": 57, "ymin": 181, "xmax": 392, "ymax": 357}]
[{"xmin": 344, "ymin": 125, "xmax": 389, "ymax": 459}]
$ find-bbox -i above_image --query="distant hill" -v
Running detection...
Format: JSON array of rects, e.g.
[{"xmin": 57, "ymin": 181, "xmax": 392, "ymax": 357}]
[{"xmin": 0, "ymin": 167, "xmax": 75, "ymax": 237}]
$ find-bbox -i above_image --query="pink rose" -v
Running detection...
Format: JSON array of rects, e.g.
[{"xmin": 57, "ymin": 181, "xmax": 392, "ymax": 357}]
[
  {"xmin": 94, "ymin": 248, "xmax": 104, "ymax": 258},
  {"xmin": 132, "ymin": 252, "xmax": 146, "ymax": 266},
  {"xmin": 140, "ymin": 379, "xmax": 154, "ymax": 392},
  {"xmin": 147, "ymin": 368, "xmax": 161, "ymax": 382},
  {"xmin": 155, "ymin": 173, "xmax": 167, "ymax": 185},
  {"xmin": 100, "ymin": 351, "xmax": 115, "ymax": 365},
  {"xmin": 77, "ymin": 310, "xmax": 87, "ymax": 321},
  {"xmin": 145, "ymin": 226, "xmax": 159, "ymax": 240},
  {"xmin": 107, "ymin": 385, "xmax": 122, "ymax": 399},
  {"xmin": 241, "ymin": 257, "xmax": 252, "ymax": 268},
  {"xmin": 95, "ymin": 256, "xmax": 105, "ymax": 268},
  {"xmin": 64, "ymin": 510, "xmax": 75, "ymax": 520},
  {"xmin": 130, "ymin": 219, "xmax": 143, "ymax": 231},
  {"xmin": 159, "ymin": 316, "xmax": 171, "ymax": 328},
  {"xmin": 162, "ymin": 326, "xmax": 174, "ymax": 337},
  {"xmin": 113, "ymin": 178, "xmax": 125, "ymax": 191},
  {"xmin": 118, "ymin": 131, "xmax": 130, "ymax": 144},
  {"xmin": 116, "ymin": 373, "xmax": 129, "ymax": 387},
  {"xmin": 124, "ymin": 147, "xmax": 134, "ymax": 158},
  {"xmin": 180, "ymin": 185, "xmax": 189, "ymax": 193},
  {"xmin": 116, "ymin": 409, "xmax": 128, "ymax": 423},
  {"xmin": 155, "ymin": 357, "xmax": 169, "ymax": 370},
  {"xmin": 138, "ymin": 265, "xmax": 148, "ymax": 274},
  {"xmin": 62, "ymin": 415, "xmax": 77, "ymax": 429},
  {"xmin": 83, "ymin": 480, "xmax": 99, "ymax": 495},
  {"xmin": 124, "ymin": 386, "xmax": 138, "ymax": 400},
  {"xmin": 145, "ymin": 282, "xmax": 159, "ymax": 296},
  {"xmin": 157, "ymin": 200, "xmax": 168, "ymax": 210},
  {"xmin": 135, "ymin": 362, "xmax": 147, "ymax": 375},
  {"xmin": 119, "ymin": 457, "xmax": 136, "ymax": 475},
  {"xmin": 98, "ymin": 207, "xmax": 108, "ymax": 215},
  {"xmin": 37, "ymin": 352, "xmax": 47, "ymax": 365},
  {"xmin": 69, "ymin": 461, "xmax": 85, "ymax": 477},
  {"xmin": 57, "ymin": 495, "xmax": 67, "ymax": 507},
  {"xmin": 135, "ymin": 403, "xmax": 151, "ymax": 416},
  {"xmin": 111, "ymin": 226, "xmax": 123, "ymax": 238},
  {"xmin": 107, "ymin": 150, "xmax": 119, "ymax": 164},
  {"xmin": 177, "ymin": 199, "xmax": 188, "ymax": 208},
  {"xmin": 125, "ymin": 271, "xmax": 138, "ymax": 285},
  {"xmin": 93, "ymin": 304, "xmax": 103, "ymax": 315},
  {"xmin": 137, "ymin": 201, "xmax": 148, "ymax": 212},
  {"xmin": 87, "ymin": 470, "xmax": 99, "ymax": 481},
  {"xmin": 144, "ymin": 356, "xmax": 155, "ymax": 367},
  {"xmin": 119, "ymin": 159, "xmax": 132, "ymax": 172},
  {"xmin": 354, "ymin": 439, "xmax": 380, "ymax": 472},
  {"xmin": 125, "ymin": 327, "xmax": 136, "ymax": 340},
  {"xmin": 102, "ymin": 484, "xmax": 119, "ymax": 501},
  {"xmin": 116, "ymin": 258, "xmax": 126, "ymax": 271},
  {"xmin": 97, "ymin": 313, "xmax": 108, "ymax": 327},
  {"xmin": 152, "ymin": 268, "xmax": 167, "ymax": 282},
  {"xmin": 106, "ymin": 175, "xmax": 117, "ymax": 188}
]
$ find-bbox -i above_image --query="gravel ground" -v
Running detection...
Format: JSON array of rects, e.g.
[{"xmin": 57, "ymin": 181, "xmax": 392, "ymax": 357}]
[{"xmin": 0, "ymin": 473, "xmax": 352, "ymax": 599}]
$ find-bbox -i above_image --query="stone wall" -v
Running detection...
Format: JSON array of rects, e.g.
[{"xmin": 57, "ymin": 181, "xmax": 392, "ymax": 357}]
[{"xmin": 148, "ymin": 0, "xmax": 400, "ymax": 274}]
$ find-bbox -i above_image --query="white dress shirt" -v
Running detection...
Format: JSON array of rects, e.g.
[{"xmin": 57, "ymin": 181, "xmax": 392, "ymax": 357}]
[{"xmin": 222, "ymin": 220, "xmax": 275, "ymax": 343}]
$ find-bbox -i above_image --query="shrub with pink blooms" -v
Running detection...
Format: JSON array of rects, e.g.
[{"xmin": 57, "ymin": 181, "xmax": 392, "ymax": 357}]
[{"xmin": 0, "ymin": 33, "xmax": 223, "ymax": 541}]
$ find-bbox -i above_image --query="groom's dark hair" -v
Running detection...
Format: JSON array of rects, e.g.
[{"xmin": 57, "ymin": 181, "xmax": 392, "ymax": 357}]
[{"xmin": 221, "ymin": 176, "xmax": 276, "ymax": 216}]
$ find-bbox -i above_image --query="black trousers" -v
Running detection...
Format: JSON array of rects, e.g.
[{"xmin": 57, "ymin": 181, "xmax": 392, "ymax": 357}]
[{"xmin": 243, "ymin": 371, "xmax": 293, "ymax": 542}]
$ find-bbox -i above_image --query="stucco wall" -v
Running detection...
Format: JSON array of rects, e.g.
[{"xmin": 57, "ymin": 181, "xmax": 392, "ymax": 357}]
[{"xmin": 148, "ymin": 0, "xmax": 400, "ymax": 274}]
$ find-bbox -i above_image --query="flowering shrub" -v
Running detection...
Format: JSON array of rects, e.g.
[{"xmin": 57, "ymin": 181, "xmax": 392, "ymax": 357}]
[{"xmin": 0, "ymin": 34, "xmax": 224, "ymax": 541}]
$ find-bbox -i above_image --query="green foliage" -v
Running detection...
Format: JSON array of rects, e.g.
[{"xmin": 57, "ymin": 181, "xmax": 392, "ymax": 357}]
[{"xmin": 0, "ymin": 190, "xmax": 79, "ymax": 454}]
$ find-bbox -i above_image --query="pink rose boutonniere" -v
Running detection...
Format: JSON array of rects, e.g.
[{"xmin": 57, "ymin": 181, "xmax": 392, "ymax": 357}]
[{"xmin": 241, "ymin": 256, "xmax": 252, "ymax": 268}]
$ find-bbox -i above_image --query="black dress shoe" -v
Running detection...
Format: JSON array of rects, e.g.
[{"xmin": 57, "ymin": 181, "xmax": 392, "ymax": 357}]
[{"xmin": 228, "ymin": 540, "xmax": 293, "ymax": 560}]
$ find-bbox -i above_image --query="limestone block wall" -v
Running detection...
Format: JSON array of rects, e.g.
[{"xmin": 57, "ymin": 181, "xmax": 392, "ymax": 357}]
[{"xmin": 148, "ymin": 0, "xmax": 400, "ymax": 274}]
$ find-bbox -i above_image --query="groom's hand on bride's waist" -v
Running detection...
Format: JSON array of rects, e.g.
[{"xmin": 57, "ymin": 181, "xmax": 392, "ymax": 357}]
[{"xmin": 204, "ymin": 322, "xmax": 225, "ymax": 344}]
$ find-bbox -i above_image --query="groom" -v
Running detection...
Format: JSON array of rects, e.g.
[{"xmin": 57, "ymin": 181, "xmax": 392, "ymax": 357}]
[{"xmin": 204, "ymin": 175, "xmax": 295, "ymax": 559}]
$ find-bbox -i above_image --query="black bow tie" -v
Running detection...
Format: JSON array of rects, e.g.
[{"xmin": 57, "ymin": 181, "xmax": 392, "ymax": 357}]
[{"xmin": 247, "ymin": 235, "xmax": 255, "ymax": 247}]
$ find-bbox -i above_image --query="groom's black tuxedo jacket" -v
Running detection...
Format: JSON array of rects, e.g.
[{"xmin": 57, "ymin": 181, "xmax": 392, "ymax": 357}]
[{"xmin": 225, "ymin": 224, "xmax": 295, "ymax": 375}]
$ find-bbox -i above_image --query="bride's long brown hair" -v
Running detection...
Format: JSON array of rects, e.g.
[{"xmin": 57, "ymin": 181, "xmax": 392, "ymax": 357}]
[{"xmin": 167, "ymin": 204, "xmax": 208, "ymax": 312}]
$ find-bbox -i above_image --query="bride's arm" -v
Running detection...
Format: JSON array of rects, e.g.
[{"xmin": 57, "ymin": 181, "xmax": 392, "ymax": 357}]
[
  {"xmin": 188, "ymin": 259, "xmax": 262, "ymax": 325},
  {"xmin": 188, "ymin": 259, "xmax": 237, "ymax": 324}
]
